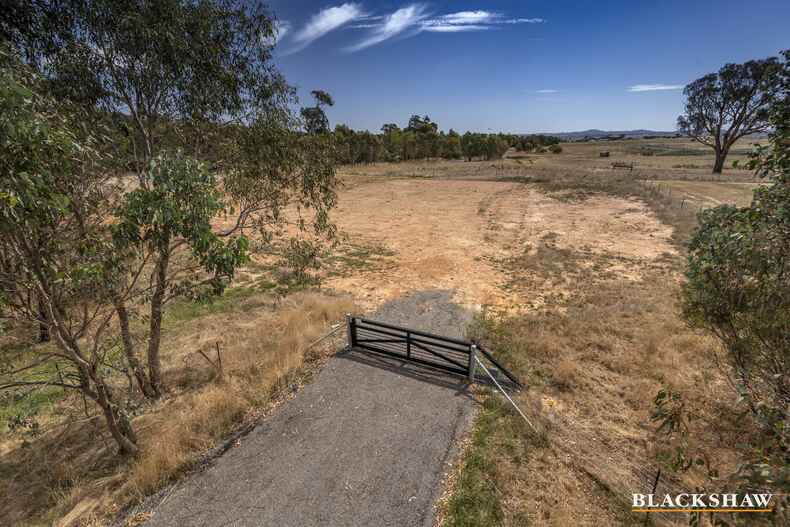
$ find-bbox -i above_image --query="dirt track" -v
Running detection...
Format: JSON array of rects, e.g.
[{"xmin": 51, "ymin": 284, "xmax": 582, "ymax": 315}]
[{"xmin": 328, "ymin": 178, "xmax": 675, "ymax": 312}]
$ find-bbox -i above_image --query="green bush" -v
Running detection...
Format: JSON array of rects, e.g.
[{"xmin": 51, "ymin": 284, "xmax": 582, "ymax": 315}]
[
  {"xmin": 681, "ymin": 49, "xmax": 789, "ymax": 491},
  {"xmin": 548, "ymin": 144, "xmax": 563, "ymax": 154}
]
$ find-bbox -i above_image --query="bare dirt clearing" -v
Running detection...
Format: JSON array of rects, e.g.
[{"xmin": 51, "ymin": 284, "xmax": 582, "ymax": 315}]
[{"xmin": 326, "ymin": 176, "xmax": 676, "ymax": 313}]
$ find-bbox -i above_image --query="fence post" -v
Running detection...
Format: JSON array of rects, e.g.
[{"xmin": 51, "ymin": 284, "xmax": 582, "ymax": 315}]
[
  {"xmin": 345, "ymin": 313, "xmax": 354, "ymax": 350},
  {"xmin": 468, "ymin": 344, "xmax": 478, "ymax": 382}
]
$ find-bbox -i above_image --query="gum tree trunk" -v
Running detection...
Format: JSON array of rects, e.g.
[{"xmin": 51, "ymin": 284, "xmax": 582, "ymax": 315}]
[
  {"xmin": 146, "ymin": 246, "xmax": 170, "ymax": 397},
  {"xmin": 713, "ymin": 148, "xmax": 728, "ymax": 174},
  {"xmin": 93, "ymin": 377, "xmax": 138, "ymax": 456},
  {"xmin": 46, "ymin": 312, "xmax": 139, "ymax": 456},
  {"xmin": 116, "ymin": 299, "xmax": 157, "ymax": 399},
  {"xmin": 37, "ymin": 298, "xmax": 49, "ymax": 343}
]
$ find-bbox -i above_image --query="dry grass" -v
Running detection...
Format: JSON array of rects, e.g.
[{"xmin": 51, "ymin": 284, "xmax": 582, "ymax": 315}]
[
  {"xmin": 2, "ymin": 143, "xmax": 770, "ymax": 526},
  {"xmin": 551, "ymin": 358, "xmax": 578, "ymax": 391},
  {"xmin": 442, "ymin": 167, "xmax": 763, "ymax": 526},
  {"xmin": 129, "ymin": 291, "xmax": 354, "ymax": 498},
  {"xmin": 646, "ymin": 179, "xmax": 759, "ymax": 208},
  {"xmin": 0, "ymin": 289, "xmax": 354, "ymax": 526},
  {"xmin": 448, "ymin": 265, "xmax": 749, "ymax": 526},
  {"xmin": 531, "ymin": 136, "xmax": 767, "ymax": 177}
]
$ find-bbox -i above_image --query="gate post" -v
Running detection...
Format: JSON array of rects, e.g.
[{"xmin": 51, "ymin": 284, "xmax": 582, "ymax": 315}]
[
  {"xmin": 345, "ymin": 313, "xmax": 354, "ymax": 350},
  {"xmin": 468, "ymin": 344, "xmax": 478, "ymax": 382}
]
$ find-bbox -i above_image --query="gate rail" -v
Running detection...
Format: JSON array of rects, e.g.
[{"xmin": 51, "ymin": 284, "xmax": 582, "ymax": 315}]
[{"xmin": 346, "ymin": 314, "xmax": 522, "ymax": 390}]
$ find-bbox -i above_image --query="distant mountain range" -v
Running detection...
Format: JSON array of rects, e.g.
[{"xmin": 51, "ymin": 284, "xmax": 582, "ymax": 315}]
[{"xmin": 548, "ymin": 129, "xmax": 679, "ymax": 140}]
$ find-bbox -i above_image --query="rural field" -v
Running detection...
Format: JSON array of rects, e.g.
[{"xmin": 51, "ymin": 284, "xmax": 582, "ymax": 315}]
[
  {"xmin": 327, "ymin": 139, "xmax": 764, "ymax": 525},
  {"xmin": 2, "ymin": 2, "xmax": 787, "ymax": 526},
  {"xmin": 0, "ymin": 137, "xmax": 771, "ymax": 526}
]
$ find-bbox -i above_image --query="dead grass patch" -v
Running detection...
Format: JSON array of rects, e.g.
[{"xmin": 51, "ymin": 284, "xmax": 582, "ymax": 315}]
[
  {"xmin": 443, "ymin": 169, "xmax": 760, "ymax": 526},
  {"xmin": 551, "ymin": 359, "xmax": 578, "ymax": 391},
  {"xmin": 451, "ymin": 271, "xmax": 744, "ymax": 526},
  {"xmin": 0, "ymin": 290, "xmax": 354, "ymax": 526}
]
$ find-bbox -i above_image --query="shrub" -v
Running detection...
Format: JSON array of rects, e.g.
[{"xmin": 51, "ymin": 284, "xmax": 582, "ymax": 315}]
[
  {"xmin": 549, "ymin": 144, "xmax": 563, "ymax": 154},
  {"xmin": 681, "ymin": 49, "xmax": 789, "ymax": 492},
  {"xmin": 682, "ymin": 194, "xmax": 789, "ymax": 426}
]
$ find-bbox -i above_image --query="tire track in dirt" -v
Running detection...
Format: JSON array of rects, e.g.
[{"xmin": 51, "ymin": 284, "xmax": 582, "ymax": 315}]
[{"xmin": 325, "ymin": 178, "xmax": 676, "ymax": 314}]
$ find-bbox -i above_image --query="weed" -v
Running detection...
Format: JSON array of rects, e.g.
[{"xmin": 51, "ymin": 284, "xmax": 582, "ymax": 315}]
[{"xmin": 444, "ymin": 396, "xmax": 507, "ymax": 527}]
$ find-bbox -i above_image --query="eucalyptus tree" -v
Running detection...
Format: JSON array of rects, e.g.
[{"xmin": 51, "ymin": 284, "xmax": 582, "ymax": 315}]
[
  {"xmin": 682, "ymin": 50, "xmax": 789, "ymax": 493},
  {"xmin": 443, "ymin": 130, "xmax": 463, "ymax": 159},
  {"xmin": 0, "ymin": 52, "xmax": 139, "ymax": 454},
  {"xmin": 406, "ymin": 115, "xmax": 439, "ymax": 159},
  {"xmin": 677, "ymin": 55, "xmax": 782, "ymax": 173},
  {"xmin": 3, "ymin": 0, "xmax": 339, "ymax": 403},
  {"xmin": 461, "ymin": 132, "xmax": 486, "ymax": 161},
  {"xmin": 301, "ymin": 89, "xmax": 335, "ymax": 135}
]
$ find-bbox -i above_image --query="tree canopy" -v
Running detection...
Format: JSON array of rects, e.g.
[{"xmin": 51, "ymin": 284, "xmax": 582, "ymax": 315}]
[
  {"xmin": 331, "ymin": 117, "xmax": 558, "ymax": 164},
  {"xmin": 0, "ymin": 0, "xmax": 339, "ymax": 455},
  {"xmin": 678, "ymin": 55, "xmax": 782, "ymax": 173}
]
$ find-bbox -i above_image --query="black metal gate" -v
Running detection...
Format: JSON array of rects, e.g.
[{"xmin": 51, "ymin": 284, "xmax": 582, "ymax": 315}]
[
  {"xmin": 346, "ymin": 315, "xmax": 522, "ymax": 389},
  {"xmin": 348, "ymin": 316, "xmax": 472, "ymax": 376}
]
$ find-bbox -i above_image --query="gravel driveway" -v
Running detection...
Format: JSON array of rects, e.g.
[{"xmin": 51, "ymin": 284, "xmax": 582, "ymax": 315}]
[{"xmin": 140, "ymin": 290, "xmax": 475, "ymax": 527}]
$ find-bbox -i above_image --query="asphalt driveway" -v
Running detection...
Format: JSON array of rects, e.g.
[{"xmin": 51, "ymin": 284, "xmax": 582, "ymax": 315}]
[{"xmin": 142, "ymin": 290, "xmax": 475, "ymax": 527}]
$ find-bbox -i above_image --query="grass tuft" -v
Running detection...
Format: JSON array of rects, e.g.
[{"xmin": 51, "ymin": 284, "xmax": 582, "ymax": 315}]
[{"xmin": 444, "ymin": 396, "xmax": 507, "ymax": 527}]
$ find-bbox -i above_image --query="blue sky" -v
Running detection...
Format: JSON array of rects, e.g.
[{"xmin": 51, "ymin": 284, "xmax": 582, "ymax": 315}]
[{"xmin": 268, "ymin": 0, "xmax": 790, "ymax": 133}]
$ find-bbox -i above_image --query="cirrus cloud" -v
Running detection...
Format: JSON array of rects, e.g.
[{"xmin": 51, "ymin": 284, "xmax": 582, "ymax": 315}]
[
  {"xmin": 434, "ymin": 10, "xmax": 499, "ymax": 25},
  {"xmin": 345, "ymin": 6, "xmax": 546, "ymax": 52},
  {"xmin": 628, "ymin": 84, "xmax": 684, "ymax": 92},
  {"xmin": 287, "ymin": 3, "xmax": 366, "ymax": 54},
  {"xmin": 422, "ymin": 10, "xmax": 544, "ymax": 33},
  {"xmin": 345, "ymin": 4, "xmax": 430, "ymax": 52}
]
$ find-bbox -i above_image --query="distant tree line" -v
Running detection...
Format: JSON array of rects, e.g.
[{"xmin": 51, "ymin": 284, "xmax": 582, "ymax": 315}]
[{"xmin": 331, "ymin": 115, "xmax": 561, "ymax": 164}]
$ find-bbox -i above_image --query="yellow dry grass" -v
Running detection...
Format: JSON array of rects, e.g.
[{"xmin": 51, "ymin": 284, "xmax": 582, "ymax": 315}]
[
  {"xmin": 129, "ymin": 292, "xmax": 354, "ymax": 497},
  {"xmin": 532, "ymin": 136, "xmax": 767, "ymax": 175},
  {"xmin": 434, "ymin": 165, "xmax": 763, "ymax": 526},
  {"xmin": 469, "ymin": 274, "xmax": 744, "ymax": 526},
  {"xmin": 0, "ymin": 290, "xmax": 353, "ymax": 526}
]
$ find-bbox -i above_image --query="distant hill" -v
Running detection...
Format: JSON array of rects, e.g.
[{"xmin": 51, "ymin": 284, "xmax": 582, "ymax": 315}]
[{"xmin": 549, "ymin": 129, "xmax": 679, "ymax": 140}]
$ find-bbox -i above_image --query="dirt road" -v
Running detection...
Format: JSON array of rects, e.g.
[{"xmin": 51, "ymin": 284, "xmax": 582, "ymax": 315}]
[{"xmin": 141, "ymin": 292, "xmax": 475, "ymax": 527}]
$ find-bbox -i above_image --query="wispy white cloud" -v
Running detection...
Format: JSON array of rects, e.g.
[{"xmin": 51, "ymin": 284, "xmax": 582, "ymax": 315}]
[
  {"xmin": 423, "ymin": 24, "xmax": 490, "ymax": 33},
  {"xmin": 535, "ymin": 89, "xmax": 558, "ymax": 93},
  {"xmin": 504, "ymin": 18, "xmax": 545, "ymax": 24},
  {"xmin": 628, "ymin": 84, "xmax": 684, "ymax": 92},
  {"xmin": 289, "ymin": 3, "xmax": 365, "ymax": 53},
  {"xmin": 422, "ymin": 10, "xmax": 496, "ymax": 32},
  {"xmin": 275, "ymin": 20, "xmax": 291, "ymax": 42},
  {"xmin": 346, "ymin": 4, "xmax": 429, "ymax": 52},
  {"xmin": 436, "ymin": 10, "xmax": 499, "ymax": 25},
  {"xmin": 345, "ymin": 6, "xmax": 545, "ymax": 52},
  {"xmin": 422, "ymin": 11, "xmax": 544, "ymax": 31}
]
